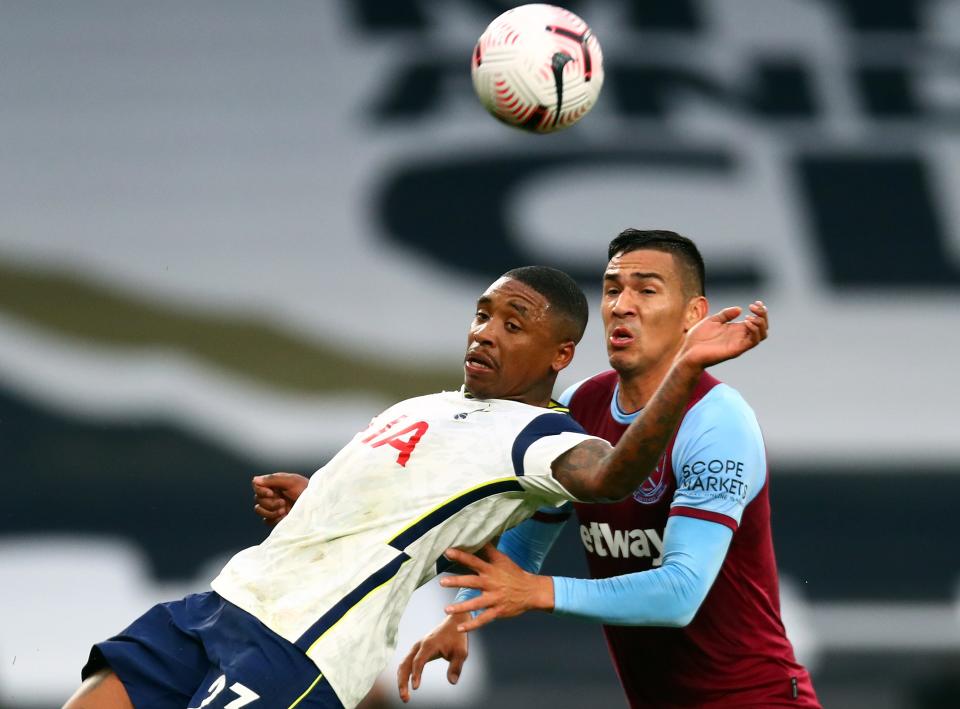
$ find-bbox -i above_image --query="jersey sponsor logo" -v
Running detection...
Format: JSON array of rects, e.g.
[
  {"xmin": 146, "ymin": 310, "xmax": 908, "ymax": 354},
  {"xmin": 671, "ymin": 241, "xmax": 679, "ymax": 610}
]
[
  {"xmin": 678, "ymin": 458, "xmax": 750, "ymax": 500},
  {"xmin": 361, "ymin": 415, "xmax": 430, "ymax": 467},
  {"xmin": 578, "ymin": 522, "xmax": 665, "ymax": 567},
  {"xmin": 631, "ymin": 454, "xmax": 669, "ymax": 504}
]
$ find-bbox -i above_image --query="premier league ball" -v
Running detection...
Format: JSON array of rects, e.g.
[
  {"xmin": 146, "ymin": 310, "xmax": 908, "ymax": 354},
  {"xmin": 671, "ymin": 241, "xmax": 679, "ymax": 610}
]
[{"xmin": 471, "ymin": 4, "xmax": 604, "ymax": 133}]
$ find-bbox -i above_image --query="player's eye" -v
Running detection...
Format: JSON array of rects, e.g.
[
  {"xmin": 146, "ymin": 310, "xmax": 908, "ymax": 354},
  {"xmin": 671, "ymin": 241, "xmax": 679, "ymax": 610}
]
[
  {"xmin": 505, "ymin": 321, "xmax": 521, "ymax": 332},
  {"xmin": 641, "ymin": 288, "xmax": 657, "ymax": 295},
  {"xmin": 605, "ymin": 288, "xmax": 620, "ymax": 297},
  {"xmin": 475, "ymin": 310, "xmax": 489, "ymax": 321}
]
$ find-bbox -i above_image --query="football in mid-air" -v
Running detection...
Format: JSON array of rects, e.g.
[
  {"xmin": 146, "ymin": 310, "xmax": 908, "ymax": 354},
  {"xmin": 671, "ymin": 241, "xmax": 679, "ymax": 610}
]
[{"xmin": 471, "ymin": 4, "xmax": 603, "ymax": 133}]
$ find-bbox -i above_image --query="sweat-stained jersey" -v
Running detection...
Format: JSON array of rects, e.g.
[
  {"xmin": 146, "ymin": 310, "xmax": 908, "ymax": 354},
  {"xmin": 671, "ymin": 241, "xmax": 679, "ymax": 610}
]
[
  {"xmin": 561, "ymin": 370, "xmax": 819, "ymax": 708},
  {"xmin": 212, "ymin": 389, "xmax": 601, "ymax": 708}
]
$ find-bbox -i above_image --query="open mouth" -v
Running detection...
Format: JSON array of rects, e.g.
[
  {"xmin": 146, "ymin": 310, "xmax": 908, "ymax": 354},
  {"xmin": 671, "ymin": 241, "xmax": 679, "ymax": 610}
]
[
  {"xmin": 609, "ymin": 326, "xmax": 635, "ymax": 348},
  {"xmin": 464, "ymin": 351, "xmax": 496, "ymax": 373}
]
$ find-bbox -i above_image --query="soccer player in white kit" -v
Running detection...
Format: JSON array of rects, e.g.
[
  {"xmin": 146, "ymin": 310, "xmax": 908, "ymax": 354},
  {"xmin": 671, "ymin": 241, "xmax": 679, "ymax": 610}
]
[{"xmin": 66, "ymin": 266, "xmax": 768, "ymax": 709}]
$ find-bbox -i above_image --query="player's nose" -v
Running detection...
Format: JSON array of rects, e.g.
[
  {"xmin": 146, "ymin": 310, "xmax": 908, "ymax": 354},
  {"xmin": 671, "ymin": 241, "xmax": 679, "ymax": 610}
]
[
  {"xmin": 470, "ymin": 320, "xmax": 496, "ymax": 347},
  {"xmin": 610, "ymin": 292, "xmax": 637, "ymax": 318}
]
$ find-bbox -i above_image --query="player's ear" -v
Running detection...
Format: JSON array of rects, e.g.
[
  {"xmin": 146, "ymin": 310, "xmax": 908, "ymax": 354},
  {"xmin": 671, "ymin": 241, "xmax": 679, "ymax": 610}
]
[
  {"xmin": 684, "ymin": 296, "xmax": 709, "ymax": 332},
  {"xmin": 552, "ymin": 341, "xmax": 576, "ymax": 373}
]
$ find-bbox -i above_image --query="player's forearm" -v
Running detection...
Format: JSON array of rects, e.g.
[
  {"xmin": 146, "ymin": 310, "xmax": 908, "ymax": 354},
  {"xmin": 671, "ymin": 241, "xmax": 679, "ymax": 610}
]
[
  {"xmin": 552, "ymin": 516, "xmax": 731, "ymax": 627},
  {"xmin": 499, "ymin": 509, "xmax": 569, "ymax": 573},
  {"xmin": 454, "ymin": 513, "xmax": 568, "ymax": 612},
  {"xmin": 592, "ymin": 357, "xmax": 703, "ymax": 500},
  {"xmin": 553, "ymin": 564, "xmax": 701, "ymax": 627}
]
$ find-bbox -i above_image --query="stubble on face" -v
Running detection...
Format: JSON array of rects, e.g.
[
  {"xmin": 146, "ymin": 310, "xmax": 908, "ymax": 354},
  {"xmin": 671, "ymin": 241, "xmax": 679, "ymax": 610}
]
[{"xmin": 602, "ymin": 249, "xmax": 693, "ymax": 380}]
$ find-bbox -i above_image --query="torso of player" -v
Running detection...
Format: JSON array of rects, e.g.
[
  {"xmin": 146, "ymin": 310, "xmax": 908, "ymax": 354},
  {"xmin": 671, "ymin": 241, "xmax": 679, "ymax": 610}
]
[
  {"xmin": 566, "ymin": 371, "xmax": 817, "ymax": 708},
  {"xmin": 569, "ymin": 371, "xmax": 716, "ymax": 576},
  {"xmin": 212, "ymin": 389, "xmax": 592, "ymax": 708}
]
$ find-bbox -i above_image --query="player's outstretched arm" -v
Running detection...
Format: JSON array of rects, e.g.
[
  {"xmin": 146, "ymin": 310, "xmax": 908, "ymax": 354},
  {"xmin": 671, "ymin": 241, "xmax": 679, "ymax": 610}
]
[
  {"xmin": 252, "ymin": 472, "xmax": 309, "ymax": 525},
  {"xmin": 442, "ymin": 516, "xmax": 732, "ymax": 632},
  {"xmin": 553, "ymin": 302, "xmax": 768, "ymax": 501}
]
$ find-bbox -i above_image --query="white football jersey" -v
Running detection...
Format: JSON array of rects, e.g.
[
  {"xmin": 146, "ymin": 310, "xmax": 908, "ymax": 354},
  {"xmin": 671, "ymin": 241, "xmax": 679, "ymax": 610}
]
[{"xmin": 211, "ymin": 389, "xmax": 601, "ymax": 708}]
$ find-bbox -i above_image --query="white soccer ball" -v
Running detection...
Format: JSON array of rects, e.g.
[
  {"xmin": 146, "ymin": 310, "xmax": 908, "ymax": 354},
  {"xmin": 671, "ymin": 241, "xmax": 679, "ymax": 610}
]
[{"xmin": 471, "ymin": 4, "xmax": 604, "ymax": 133}]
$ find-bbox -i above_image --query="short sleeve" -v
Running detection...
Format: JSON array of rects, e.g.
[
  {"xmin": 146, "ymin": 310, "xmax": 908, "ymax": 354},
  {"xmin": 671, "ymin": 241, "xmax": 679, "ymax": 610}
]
[
  {"xmin": 511, "ymin": 412, "xmax": 605, "ymax": 504},
  {"xmin": 669, "ymin": 385, "xmax": 766, "ymax": 532}
]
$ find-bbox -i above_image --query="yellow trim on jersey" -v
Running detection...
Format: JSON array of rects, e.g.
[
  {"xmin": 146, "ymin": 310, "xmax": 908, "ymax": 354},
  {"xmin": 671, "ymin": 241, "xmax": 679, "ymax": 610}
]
[
  {"xmin": 287, "ymin": 672, "xmax": 324, "ymax": 709},
  {"xmin": 302, "ymin": 478, "xmax": 525, "ymax": 656},
  {"xmin": 305, "ymin": 560, "xmax": 410, "ymax": 655},
  {"xmin": 386, "ymin": 475, "xmax": 519, "ymax": 546},
  {"xmin": 462, "ymin": 387, "xmax": 570, "ymax": 414}
]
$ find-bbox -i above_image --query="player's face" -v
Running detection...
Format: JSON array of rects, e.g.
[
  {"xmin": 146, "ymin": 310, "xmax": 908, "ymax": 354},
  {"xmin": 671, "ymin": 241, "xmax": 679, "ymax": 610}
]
[
  {"xmin": 464, "ymin": 277, "xmax": 572, "ymax": 403},
  {"xmin": 602, "ymin": 249, "xmax": 704, "ymax": 377}
]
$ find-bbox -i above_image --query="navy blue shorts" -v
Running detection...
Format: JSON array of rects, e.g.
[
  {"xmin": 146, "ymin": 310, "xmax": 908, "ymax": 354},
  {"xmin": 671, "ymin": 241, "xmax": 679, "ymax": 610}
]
[{"xmin": 83, "ymin": 591, "xmax": 344, "ymax": 709}]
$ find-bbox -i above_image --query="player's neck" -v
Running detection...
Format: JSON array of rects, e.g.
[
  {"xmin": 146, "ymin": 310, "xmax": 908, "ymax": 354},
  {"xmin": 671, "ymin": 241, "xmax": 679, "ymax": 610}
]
[
  {"xmin": 465, "ymin": 379, "xmax": 555, "ymax": 408},
  {"xmin": 509, "ymin": 379, "xmax": 556, "ymax": 408},
  {"xmin": 615, "ymin": 356, "xmax": 678, "ymax": 413}
]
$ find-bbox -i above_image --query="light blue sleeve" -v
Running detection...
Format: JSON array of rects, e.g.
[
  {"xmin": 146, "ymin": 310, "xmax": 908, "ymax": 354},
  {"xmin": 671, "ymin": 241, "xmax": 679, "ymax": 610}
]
[
  {"xmin": 552, "ymin": 515, "xmax": 731, "ymax": 626},
  {"xmin": 454, "ymin": 506, "xmax": 570, "ymax": 608},
  {"xmin": 669, "ymin": 385, "xmax": 767, "ymax": 530}
]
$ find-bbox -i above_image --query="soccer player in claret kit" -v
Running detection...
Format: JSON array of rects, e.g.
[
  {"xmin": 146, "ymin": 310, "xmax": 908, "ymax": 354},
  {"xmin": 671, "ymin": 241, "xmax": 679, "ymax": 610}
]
[
  {"xmin": 65, "ymin": 265, "xmax": 769, "ymax": 709},
  {"xmin": 399, "ymin": 232, "xmax": 820, "ymax": 708}
]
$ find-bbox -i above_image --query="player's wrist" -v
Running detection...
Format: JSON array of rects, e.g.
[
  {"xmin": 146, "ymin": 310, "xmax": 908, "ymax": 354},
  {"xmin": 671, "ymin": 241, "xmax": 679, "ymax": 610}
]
[
  {"xmin": 531, "ymin": 574, "xmax": 555, "ymax": 613},
  {"xmin": 446, "ymin": 610, "xmax": 471, "ymax": 625},
  {"xmin": 672, "ymin": 352, "xmax": 706, "ymax": 377}
]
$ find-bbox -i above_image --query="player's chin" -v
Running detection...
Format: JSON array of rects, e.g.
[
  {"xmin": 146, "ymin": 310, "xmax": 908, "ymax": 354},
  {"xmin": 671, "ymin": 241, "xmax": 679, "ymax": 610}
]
[
  {"xmin": 607, "ymin": 348, "xmax": 642, "ymax": 373},
  {"xmin": 463, "ymin": 369, "xmax": 499, "ymax": 399}
]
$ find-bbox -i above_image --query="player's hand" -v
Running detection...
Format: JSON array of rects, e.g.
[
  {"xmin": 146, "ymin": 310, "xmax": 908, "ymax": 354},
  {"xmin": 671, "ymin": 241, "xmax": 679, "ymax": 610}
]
[
  {"xmin": 678, "ymin": 301, "xmax": 769, "ymax": 369},
  {"xmin": 252, "ymin": 472, "xmax": 309, "ymax": 526},
  {"xmin": 397, "ymin": 614, "xmax": 470, "ymax": 703},
  {"xmin": 438, "ymin": 543, "xmax": 554, "ymax": 632}
]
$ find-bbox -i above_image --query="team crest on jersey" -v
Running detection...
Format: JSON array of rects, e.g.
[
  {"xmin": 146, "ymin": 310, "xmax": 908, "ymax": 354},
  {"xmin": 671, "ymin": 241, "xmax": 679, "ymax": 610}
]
[{"xmin": 632, "ymin": 454, "xmax": 669, "ymax": 504}]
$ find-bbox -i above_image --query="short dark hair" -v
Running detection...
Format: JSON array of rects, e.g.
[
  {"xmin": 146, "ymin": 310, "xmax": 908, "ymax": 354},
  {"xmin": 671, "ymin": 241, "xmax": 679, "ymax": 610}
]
[
  {"xmin": 607, "ymin": 229, "xmax": 706, "ymax": 297},
  {"xmin": 503, "ymin": 266, "xmax": 589, "ymax": 343}
]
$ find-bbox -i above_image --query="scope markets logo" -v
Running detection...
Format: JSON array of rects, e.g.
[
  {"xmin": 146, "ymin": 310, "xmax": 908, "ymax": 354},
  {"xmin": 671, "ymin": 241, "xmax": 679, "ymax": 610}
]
[
  {"xmin": 350, "ymin": 0, "xmax": 960, "ymax": 291},
  {"xmin": 678, "ymin": 459, "xmax": 750, "ymax": 500}
]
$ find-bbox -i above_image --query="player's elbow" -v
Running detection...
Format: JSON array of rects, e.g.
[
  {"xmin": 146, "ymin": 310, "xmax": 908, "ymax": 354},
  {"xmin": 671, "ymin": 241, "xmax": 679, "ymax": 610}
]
[
  {"xmin": 660, "ymin": 569, "xmax": 710, "ymax": 628},
  {"xmin": 665, "ymin": 606, "xmax": 699, "ymax": 628},
  {"xmin": 576, "ymin": 483, "xmax": 630, "ymax": 504},
  {"xmin": 588, "ymin": 457, "xmax": 646, "ymax": 501},
  {"xmin": 578, "ymin": 470, "xmax": 635, "ymax": 502},
  {"xmin": 561, "ymin": 471, "xmax": 629, "ymax": 503}
]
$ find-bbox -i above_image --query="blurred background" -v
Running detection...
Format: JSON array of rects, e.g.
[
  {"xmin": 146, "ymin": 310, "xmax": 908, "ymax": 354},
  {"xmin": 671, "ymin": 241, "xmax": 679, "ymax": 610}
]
[{"xmin": 2, "ymin": 1, "xmax": 959, "ymax": 707}]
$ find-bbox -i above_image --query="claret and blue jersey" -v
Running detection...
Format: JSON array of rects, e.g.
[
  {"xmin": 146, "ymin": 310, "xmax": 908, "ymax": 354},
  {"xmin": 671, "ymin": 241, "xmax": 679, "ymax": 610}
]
[
  {"xmin": 485, "ymin": 370, "xmax": 821, "ymax": 708},
  {"xmin": 561, "ymin": 369, "xmax": 765, "ymax": 570}
]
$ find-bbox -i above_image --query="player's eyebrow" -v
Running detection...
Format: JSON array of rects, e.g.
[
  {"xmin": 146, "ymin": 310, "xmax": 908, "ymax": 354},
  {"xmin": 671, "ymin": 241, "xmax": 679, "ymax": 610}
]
[
  {"xmin": 508, "ymin": 300, "xmax": 529, "ymax": 317},
  {"xmin": 604, "ymin": 271, "xmax": 665, "ymax": 283},
  {"xmin": 476, "ymin": 294, "xmax": 531, "ymax": 317}
]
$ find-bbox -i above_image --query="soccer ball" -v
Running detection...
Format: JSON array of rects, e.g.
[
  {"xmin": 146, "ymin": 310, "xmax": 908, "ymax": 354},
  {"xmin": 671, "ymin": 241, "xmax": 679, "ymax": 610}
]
[{"xmin": 471, "ymin": 4, "xmax": 604, "ymax": 133}]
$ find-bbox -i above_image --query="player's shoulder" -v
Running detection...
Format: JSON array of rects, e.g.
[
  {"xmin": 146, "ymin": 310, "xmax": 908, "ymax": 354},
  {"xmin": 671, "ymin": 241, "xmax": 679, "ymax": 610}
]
[
  {"xmin": 463, "ymin": 393, "xmax": 589, "ymax": 438},
  {"xmin": 457, "ymin": 390, "xmax": 576, "ymax": 428},
  {"xmin": 557, "ymin": 370, "xmax": 618, "ymax": 407},
  {"xmin": 682, "ymin": 380, "xmax": 762, "ymax": 436},
  {"xmin": 368, "ymin": 390, "xmax": 481, "ymax": 427},
  {"xmin": 378, "ymin": 390, "xmax": 454, "ymax": 413},
  {"xmin": 495, "ymin": 397, "xmax": 576, "ymax": 425}
]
